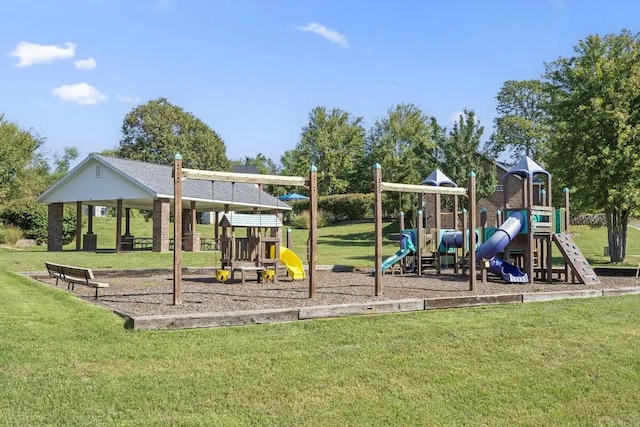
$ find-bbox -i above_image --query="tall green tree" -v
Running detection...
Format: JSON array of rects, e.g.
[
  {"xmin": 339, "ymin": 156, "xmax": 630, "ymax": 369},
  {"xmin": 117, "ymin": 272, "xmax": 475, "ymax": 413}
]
[
  {"xmin": 489, "ymin": 80, "xmax": 551, "ymax": 161},
  {"xmin": 364, "ymin": 103, "xmax": 438, "ymax": 186},
  {"xmin": 440, "ymin": 109, "xmax": 496, "ymax": 203},
  {"xmin": 0, "ymin": 115, "xmax": 47, "ymax": 203},
  {"xmin": 543, "ymin": 30, "xmax": 640, "ymax": 262},
  {"xmin": 361, "ymin": 104, "xmax": 440, "ymax": 215},
  {"xmin": 282, "ymin": 106, "xmax": 365, "ymax": 195},
  {"xmin": 117, "ymin": 98, "xmax": 229, "ymax": 170}
]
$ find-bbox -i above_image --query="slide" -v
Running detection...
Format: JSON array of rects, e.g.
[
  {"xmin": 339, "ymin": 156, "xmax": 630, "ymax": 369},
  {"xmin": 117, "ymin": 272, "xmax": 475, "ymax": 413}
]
[
  {"xmin": 380, "ymin": 230, "xmax": 416, "ymax": 274},
  {"xmin": 476, "ymin": 211, "xmax": 529, "ymax": 283},
  {"xmin": 279, "ymin": 247, "xmax": 306, "ymax": 280}
]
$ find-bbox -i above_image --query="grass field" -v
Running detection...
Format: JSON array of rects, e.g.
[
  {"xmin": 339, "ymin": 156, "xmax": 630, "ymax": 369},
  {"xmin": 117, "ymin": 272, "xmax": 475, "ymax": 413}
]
[
  {"xmin": 2, "ymin": 218, "xmax": 640, "ymax": 424},
  {"xmin": 1, "ymin": 268, "xmax": 640, "ymax": 426},
  {"xmin": 2, "ymin": 216, "xmax": 640, "ymax": 272}
]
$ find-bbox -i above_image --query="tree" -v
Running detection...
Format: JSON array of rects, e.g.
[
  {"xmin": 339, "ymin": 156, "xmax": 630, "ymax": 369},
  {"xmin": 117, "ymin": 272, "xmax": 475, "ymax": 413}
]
[
  {"xmin": 440, "ymin": 109, "xmax": 496, "ymax": 203},
  {"xmin": 0, "ymin": 115, "xmax": 47, "ymax": 202},
  {"xmin": 364, "ymin": 103, "xmax": 438, "ymax": 186},
  {"xmin": 117, "ymin": 98, "xmax": 229, "ymax": 171},
  {"xmin": 489, "ymin": 80, "xmax": 552, "ymax": 161},
  {"xmin": 282, "ymin": 106, "xmax": 365, "ymax": 195},
  {"xmin": 543, "ymin": 30, "xmax": 640, "ymax": 262}
]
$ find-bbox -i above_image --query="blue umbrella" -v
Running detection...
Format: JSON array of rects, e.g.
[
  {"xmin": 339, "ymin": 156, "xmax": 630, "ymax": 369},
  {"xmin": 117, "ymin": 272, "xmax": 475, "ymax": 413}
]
[{"xmin": 278, "ymin": 193, "xmax": 309, "ymax": 201}]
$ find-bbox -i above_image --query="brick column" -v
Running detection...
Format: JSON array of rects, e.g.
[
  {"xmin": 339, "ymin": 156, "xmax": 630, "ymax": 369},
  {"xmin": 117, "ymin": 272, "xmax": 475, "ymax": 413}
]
[
  {"xmin": 152, "ymin": 198, "xmax": 170, "ymax": 252},
  {"xmin": 47, "ymin": 203, "xmax": 64, "ymax": 251}
]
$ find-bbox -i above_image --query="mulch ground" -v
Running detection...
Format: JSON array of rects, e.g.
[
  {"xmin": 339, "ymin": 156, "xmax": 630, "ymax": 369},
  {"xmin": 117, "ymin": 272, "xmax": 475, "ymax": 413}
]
[{"xmin": 34, "ymin": 267, "xmax": 639, "ymax": 317}]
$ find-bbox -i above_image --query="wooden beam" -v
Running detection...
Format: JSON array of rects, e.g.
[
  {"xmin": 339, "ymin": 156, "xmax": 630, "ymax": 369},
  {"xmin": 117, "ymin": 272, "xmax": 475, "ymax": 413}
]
[
  {"xmin": 308, "ymin": 166, "xmax": 318, "ymax": 298},
  {"xmin": 374, "ymin": 164, "xmax": 383, "ymax": 296},
  {"xmin": 173, "ymin": 155, "xmax": 183, "ymax": 305},
  {"xmin": 182, "ymin": 168, "xmax": 306, "ymax": 187},
  {"xmin": 380, "ymin": 181, "xmax": 467, "ymax": 196}
]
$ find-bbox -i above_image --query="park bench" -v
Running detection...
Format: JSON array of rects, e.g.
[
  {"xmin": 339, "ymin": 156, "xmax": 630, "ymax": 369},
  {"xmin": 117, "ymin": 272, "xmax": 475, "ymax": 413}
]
[{"xmin": 45, "ymin": 262, "xmax": 109, "ymax": 299}]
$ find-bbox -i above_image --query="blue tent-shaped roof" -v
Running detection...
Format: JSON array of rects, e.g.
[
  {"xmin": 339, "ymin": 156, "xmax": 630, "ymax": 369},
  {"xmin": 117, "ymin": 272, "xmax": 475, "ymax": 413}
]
[
  {"xmin": 421, "ymin": 169, "xmax": 457, "ymax": 187},
  {"xmin": 504, "ymin": 156, "xmax": 550, "ymax": 179}
]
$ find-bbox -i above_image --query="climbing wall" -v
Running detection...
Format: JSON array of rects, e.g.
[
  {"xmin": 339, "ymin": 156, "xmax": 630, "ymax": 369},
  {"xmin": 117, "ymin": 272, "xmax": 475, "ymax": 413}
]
[{"xmin": 552, "ymin": 233, "xmax": 601, "ymax": 285}]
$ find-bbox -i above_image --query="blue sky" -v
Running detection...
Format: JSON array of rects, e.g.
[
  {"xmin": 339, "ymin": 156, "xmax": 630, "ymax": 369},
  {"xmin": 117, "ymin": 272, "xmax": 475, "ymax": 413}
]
[{"xmin": 1, "ymin": 0, "xmax": 638, "ymax": 167}]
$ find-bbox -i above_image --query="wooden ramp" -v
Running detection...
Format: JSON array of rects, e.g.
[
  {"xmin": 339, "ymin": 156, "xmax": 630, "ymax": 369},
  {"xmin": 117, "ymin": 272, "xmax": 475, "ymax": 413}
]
[{"xmin": 552, "ymin": 233, "xmax": 601, "ymax": 285}]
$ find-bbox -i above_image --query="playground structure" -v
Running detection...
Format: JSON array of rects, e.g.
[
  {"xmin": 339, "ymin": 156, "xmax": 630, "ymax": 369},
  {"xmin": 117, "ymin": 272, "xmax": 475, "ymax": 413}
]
[
  {"xmin": 374, "ymin": 157, "xmax": 600, "ymax": 288},
  {"xmin": 172, "ymin": 155, "xmax": 318, "ymax": 305}
]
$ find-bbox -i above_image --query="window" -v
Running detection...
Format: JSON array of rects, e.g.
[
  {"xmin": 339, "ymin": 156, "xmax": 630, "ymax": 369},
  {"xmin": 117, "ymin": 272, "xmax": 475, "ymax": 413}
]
[
  {"xmin": 95, "ymin": 164, "xmax": 102, "ymax": 178},
  {"xmin": 495, "ymin": 184, "xmax": 504, "ymax": 192}
]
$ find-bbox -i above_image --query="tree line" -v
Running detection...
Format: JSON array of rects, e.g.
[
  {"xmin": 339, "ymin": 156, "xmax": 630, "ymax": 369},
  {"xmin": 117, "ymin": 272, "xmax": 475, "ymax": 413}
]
[{"xmin": 1, "ymin": 30, "xmax": 639, "ymax": 262}]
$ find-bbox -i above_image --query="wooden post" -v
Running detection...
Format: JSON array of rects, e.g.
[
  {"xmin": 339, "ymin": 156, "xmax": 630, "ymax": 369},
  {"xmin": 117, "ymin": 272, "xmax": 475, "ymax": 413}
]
[
  {"xmin": 461, "ymin": 208, "xmax": 468, "ymax": 275},
  {"xmin": 453, "ymin": 195, "xmax": 459, "ymax": 274},
  {"xmin": 308, "ymin": 166, "xmax": 318, "ymax": 298},
  {"xmin": 173, "ymin": 154, "xmax": 183, "ymax": 305},
  {"xmin": 417, "ymin": 209, "xmax": 423, "ymax": 276},
  {"xmin": 480, "ymin": 208, "xmax": 488, "ymax": 283},
  {"xmin": 76, "ymin": 201, "xmax": 82, "ymax": 251},
  {"xmin": 287, "ymin": 228, "xmax": 293, "ymax": 249},
  {"xmin": 434, "ymin": 193, "xmax": 441, "ymax": 231},
  {"xmin": 374, "ymin": 163, "xmax": 383, "ymax": 296},
  {"xmin": 526, "ymin": 176, "xmax": 535, "ymax": 284},
  {"xmin": 115, "ymin": 199, "xmax": 123, "ymax": 253},
  {"xmin": 563, "ymin": 187, "xmax": 570, "ymax": 233},
  {"xmin": 468, "ymin": 172, "xmax": 477, "ymax": 290}
]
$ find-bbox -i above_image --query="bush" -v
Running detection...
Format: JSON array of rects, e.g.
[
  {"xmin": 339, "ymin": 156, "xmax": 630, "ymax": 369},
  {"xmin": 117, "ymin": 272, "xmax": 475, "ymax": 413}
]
[
  {"xmin": 571, "ymin": 213, "xmax": 606, "ymax": 228},
  {"xmin": 290, "ymin": 210, "xmax": 330, "ymax": 229},
  {"xmin": 0, "ymin": 225, "xmax": 24, "ymax": 245},
  {"xmin": 288, "ymin": 193, "xmax": 373, "ymax": 222},
  {"xmin": 0, "ymin": 200, "xmax": 77, "ymax": 245}
]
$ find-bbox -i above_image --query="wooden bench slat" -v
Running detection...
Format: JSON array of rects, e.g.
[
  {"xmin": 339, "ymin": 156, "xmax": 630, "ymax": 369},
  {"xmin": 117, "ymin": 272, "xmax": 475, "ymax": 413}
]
[{"xmin": 44, "ymin": 262, "xmax": 108, "ymax": 299}]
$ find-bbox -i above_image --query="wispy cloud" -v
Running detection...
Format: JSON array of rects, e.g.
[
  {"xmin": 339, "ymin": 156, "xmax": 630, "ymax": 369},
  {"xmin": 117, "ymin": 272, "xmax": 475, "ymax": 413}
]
[
  {"xmin": 74, "ymin": 57, "xmax": 97, "ymax": 70},
  {"xmin": 297, "ymin": 23, "xmax": 349, "ymax": 48},
  {"xmin": 116, "ymin": 94, "xmax": 141, "ymax": 104},
  {"xmin": 9, "ymin": 41, "xmax": 76, "ymax": 67},
  {"xmin": 52, "ymin": 83, "xmax": 108, "ymax": 105}
]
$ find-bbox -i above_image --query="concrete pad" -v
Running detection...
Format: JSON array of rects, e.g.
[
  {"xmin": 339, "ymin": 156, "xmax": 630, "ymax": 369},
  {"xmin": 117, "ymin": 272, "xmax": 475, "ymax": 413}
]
[
  {"xmin": 126, "ymin": 308, "xmax": 299, "ymax": 330},
  {"xmin": 299, "ymin": 299, "xmax": 424, "ymax": 320},
  {"xmin": 424, "ymin": 294, "xmax": 523, "ymax": 309},
  {"xmin": 522, "ymin": 289, "xmax": 603, "ymax": 303}
]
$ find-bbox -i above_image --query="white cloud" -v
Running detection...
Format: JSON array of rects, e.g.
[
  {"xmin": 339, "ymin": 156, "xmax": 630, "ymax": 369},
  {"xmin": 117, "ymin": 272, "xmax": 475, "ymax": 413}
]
[
  {"xmin": 74, "ymin": 57, "xmax": 97, "ymax": 70},
  {"xmin": 10, "ymin": 41, "xmax": 76, "ymax": 67},
  {"xmin": 449, "ymin": 111, "xmax": 465, "ymax": 124},
  {"xmin": 116, "ymin": 94, "xmax": 141, "ymax": 103},
  {"xmin": 52, "ymin": 83, "xmax": 108, "ymax": 105},
  {"xmin": 297, "ymin": 23, "xmax": 349, "ymax": 48}
]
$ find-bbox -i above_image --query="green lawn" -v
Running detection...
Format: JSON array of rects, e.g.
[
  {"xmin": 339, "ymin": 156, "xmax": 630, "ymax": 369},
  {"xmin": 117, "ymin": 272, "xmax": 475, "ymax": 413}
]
[
  {"xmin": 2, "ymin": 217, "xmax": 639, "ymax": 272},
  {"xmin": 1, "ymin": 268, "xmax": 639, "ymax": 425},
  {"xmin": 2, "ymin": 219, "xmax": 640, "ymax": 424}
]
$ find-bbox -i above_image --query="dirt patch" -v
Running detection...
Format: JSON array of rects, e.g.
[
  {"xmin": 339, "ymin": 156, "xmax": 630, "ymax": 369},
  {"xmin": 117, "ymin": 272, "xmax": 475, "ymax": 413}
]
[{"xmin": 35, "ymin": 269, "xmax": 639, "ymax": 317}]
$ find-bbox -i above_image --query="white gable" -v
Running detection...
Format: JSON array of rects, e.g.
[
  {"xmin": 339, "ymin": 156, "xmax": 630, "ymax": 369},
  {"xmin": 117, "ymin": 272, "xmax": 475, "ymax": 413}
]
[{"xmin": 38, "ymin": 158, "xmax": 154, "ymax": 204}]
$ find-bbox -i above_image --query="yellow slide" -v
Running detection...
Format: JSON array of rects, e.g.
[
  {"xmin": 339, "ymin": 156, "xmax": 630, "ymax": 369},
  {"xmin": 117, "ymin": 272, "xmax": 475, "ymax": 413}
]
[{"xmin": 279, "ymin": 247, "xmax": 306, "ymax": 280}]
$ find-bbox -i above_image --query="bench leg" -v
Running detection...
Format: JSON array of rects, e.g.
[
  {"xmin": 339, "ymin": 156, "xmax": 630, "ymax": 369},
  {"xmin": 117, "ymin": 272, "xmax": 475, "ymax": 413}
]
[
  {"xmin": 241, "ymin": 270, "xmax": 246, "ymax": 284},
  {"xmin": 95, "ymin": 287, "xmax": 99, "ymax": 299}
]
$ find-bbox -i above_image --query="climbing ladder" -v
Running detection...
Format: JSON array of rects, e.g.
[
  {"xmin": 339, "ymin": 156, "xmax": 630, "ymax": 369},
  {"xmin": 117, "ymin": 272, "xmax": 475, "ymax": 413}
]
[{"xmin": 552, "ymin": 233, "xmax": 601, "ymax": 285}]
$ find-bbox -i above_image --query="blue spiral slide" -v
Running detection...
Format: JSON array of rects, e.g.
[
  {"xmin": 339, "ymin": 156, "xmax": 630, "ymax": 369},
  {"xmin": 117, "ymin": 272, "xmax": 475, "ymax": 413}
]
[{"xmin": 476, "ymin": 211, "xmax": 528, "ymax": 283}]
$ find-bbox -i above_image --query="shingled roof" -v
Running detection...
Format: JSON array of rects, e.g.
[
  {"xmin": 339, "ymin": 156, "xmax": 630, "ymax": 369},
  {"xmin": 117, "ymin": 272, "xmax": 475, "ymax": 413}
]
[{"xmin": 36, "ymin": 154, "xmax": 292, "ymax": 212}]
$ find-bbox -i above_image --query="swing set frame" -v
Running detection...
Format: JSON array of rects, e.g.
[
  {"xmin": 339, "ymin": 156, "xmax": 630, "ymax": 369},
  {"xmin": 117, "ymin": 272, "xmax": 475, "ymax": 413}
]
[{"xmin": 172, "ymin": 155, "xmax": 319, "ymax": 304}]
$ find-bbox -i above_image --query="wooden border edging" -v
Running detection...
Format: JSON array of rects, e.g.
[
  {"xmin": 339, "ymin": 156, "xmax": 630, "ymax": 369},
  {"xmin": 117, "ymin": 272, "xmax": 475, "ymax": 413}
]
[
  {"xmin": 424, "ymin": 294, "xmax": 522, "ymax": 309},
  {"xmin": 114, "ymin": 288, "xmax": 640, "ymax": 330},
  {"xmin": 521, "ymin": 289, "xmax": 603, "ymax": 303},
  {"xmin": 127, "ymin": 308, "xmax": 299, "ymax": 330},
  {"xmin": 299, "ymin": 299, "xmax": 424, "ymax": 320}
]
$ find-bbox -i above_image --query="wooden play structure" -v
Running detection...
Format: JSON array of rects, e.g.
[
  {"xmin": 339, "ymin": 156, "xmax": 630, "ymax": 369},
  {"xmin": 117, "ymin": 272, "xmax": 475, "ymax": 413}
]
[
  {"xmin": 478, "ymin": 156, "xmax": 600, "ymax": 285},
  {"xmin": 374, "ymin": 157, "xmax": 600, "ymax": 288},
  {"xmin": 373, "ymin": 164, "xmax": 478, "ymax": 294},
  {"xmin": 172, "ymin": 155, "xmax": 319, "ymax": 305}
]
